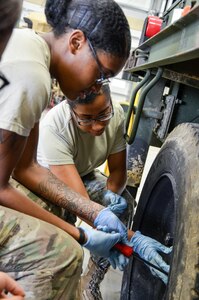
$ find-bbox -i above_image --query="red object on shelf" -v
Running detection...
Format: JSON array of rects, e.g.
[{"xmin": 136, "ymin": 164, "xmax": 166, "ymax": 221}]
[
  {"xmin": 182, "ymin": 5, "xmax": 191, "ymax": 17},
  {"xmin": 114, "ymin": 243, "xmax": 133, "ymax": 257},
  {"xmin": 145, "ymin": 16, "xmax": 162, "ymax": 38}
]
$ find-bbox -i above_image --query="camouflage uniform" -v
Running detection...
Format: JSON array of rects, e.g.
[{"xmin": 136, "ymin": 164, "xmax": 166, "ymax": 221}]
[
  {"xmin": 8, "ymin": 171, "xmax": 134, "ymax": 300},
  {"xmin": 0, "ymin": 178, "xmax": 83, "ymax": 300}
]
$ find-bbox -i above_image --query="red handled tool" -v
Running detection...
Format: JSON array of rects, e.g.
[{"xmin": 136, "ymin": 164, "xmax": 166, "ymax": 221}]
[
  {"xmin": 114, "ymin": 242, "xmax": 133, "ymax": 257},
  {"xmin": 114, "ymin": 243, "xmax": 168, "ymax": 275}
]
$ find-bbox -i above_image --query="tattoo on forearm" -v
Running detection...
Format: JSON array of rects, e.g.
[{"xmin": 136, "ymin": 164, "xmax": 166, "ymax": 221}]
[{"xmin": 38, "ymin": 171, "xmax": 102, "ymax": 222}]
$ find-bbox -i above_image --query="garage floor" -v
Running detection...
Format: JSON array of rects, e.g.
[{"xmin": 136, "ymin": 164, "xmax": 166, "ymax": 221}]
[{"xmin": 80, "ymin": 146, "xmax": 160, "ymax": 299}]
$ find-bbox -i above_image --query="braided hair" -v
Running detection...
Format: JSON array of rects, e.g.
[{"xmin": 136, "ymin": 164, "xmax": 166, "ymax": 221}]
[
  {"xmin": 45, "ymin": 0, "xmax": 131, "ymax": 59},
  {"xmin": 67, "ymin": 84, "xmax": 111, "ymax": 109}
]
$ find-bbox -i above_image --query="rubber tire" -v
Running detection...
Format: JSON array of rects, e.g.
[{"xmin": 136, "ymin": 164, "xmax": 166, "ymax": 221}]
[{"xmin": 121, "ymin": 123, "xmax": 199, "ymax": 300}]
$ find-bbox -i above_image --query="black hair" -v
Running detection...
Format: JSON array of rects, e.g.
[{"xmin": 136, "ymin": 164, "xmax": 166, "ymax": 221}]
[
  {"xmin": 67, "ymin": 84, "xmax": 111, "ymax": 109},
  {"xmin": 0, "ymin": 0, "xmax": 22, "ymax": 34},
  {"xmin": 45, "ymin": 0, "xmax": 131, "ymax": 59}
]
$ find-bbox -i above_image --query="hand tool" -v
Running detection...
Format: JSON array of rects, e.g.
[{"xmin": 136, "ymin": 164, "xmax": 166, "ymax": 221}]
[{"xmin": 114, "ymin": 243, "xmax": 168, "ymax": 275}]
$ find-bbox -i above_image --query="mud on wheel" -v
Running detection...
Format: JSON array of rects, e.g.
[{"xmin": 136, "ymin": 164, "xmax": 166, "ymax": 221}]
[{"xmin": 121, "ymin": 123, "xmax": 199, "ymax": 300}]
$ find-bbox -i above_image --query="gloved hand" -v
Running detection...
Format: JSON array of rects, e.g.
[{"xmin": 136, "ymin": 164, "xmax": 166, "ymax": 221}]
[
  {"xmin": 80, "ymin": 226, "xmax": 121, "ymax": 258},
  {"xmin": 94, "ymin": 207, "xmax": 128, "ymax": 243},
  {"xmin": 102, "ymin": 190, "xmax": 127, "ymax": 216},
  {"xmin": 97, "ymin": 224, "xmax": 129, "ymax": 271},
  {"xmin": 128, "ymin": 231, "xmax": 172, "ymax": 284},
  {"xmin": 108, "ymin": 249, "xmax": 129, "ymax": 271}
]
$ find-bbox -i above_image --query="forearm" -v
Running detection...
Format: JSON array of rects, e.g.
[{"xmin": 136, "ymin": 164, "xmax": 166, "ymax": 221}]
[
  {"xmin": 128, "ymin": 229, "xmax": 134, "ymax": 240},
  {"xmin": 38, "ymin": 171, "xmax": 103, "ymax": 224},
  {"xmin": 14, "ymin": 163, "xmax": 104, "ymax": 224},
  {"xmin": 107, "ymin": 172, "xmax": 127, "ymax": 195},
  {"xmin": 49, "ymin": 164, "xmax": 90, "ymax": 200},
  {"xmin": 0, "ymin": 183, "xmax": 80, "ymax": 241}
]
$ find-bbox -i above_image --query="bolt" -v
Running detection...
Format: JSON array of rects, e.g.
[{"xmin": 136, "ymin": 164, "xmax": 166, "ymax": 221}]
[{"xmin": 175, "ymin": 98, "xmax": 182, "ymax": 104}]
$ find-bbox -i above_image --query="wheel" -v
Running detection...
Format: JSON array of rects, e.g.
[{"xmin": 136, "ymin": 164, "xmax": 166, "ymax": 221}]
[{"xmin": 121, "ymin": 123, "xmax": 199, "ymax": 300}]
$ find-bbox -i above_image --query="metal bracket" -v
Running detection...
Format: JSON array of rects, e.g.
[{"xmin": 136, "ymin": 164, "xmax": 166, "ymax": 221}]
[
  {"xmin": 142, "ymin": 108, "xmax": 163, "ymax": 119},
  {"xmin": 134, "ymin": 49, "xmax": 149, "ymax": 59},
  {"xmin": 154, "ymin": 94, "xmax": 176, "ymax": 141},
  {"xmin": 125, "ymin": 67, "xmax": 164, "ymax": 145}
]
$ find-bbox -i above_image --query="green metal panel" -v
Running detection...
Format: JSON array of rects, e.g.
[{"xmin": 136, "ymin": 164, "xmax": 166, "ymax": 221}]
[{"xmin": 125, "ymin": 4, "xmax": 199, "ymax": 77}]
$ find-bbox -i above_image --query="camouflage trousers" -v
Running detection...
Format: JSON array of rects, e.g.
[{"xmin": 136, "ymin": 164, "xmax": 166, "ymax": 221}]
[{"xmin": 0, "ymin": 178, "xmax": 83, "ymax": 300}]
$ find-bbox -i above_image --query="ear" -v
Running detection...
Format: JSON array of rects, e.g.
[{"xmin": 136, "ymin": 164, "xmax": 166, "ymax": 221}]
[{"xmin": 69, "ymin": 30, "xmax": 87, "ymax": 54}]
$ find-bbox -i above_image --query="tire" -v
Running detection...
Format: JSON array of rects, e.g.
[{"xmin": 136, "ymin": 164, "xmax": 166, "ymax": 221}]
[{"xmin": 121, "ymin": 123, "xmax": 199, "ymax": 300}]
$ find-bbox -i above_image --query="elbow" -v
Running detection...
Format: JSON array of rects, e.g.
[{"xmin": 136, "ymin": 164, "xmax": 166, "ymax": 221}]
[
  {"xmin": 12, "ymin": 161, "xmax": 38, "ymax": 183},
  {"xmin": 120, "ymin": 172, "xmax": 127, "ymax": 188}
]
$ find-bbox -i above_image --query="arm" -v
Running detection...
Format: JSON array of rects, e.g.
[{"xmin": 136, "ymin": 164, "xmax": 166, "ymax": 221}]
[
  {"xmin": 0, "ymin": 128, "xmax": 129, "ymax": 260},
  {"xmin": 0, "ymin": 128, "xmax": 99, "ymax": 240},
  {"xmin": 49, "ymin": 164, "xmax": 90, "ymax": 200},
  {"xmin": 107, "ymin": 149, "xmax": 127, "ymax": 195},
  {"xmin": 13, "ymin": 123, "xmax": 104, "ymax": 225},
  {"xmin": 11, "ymin": 124, "xmax": 132, "ymax": 242}
]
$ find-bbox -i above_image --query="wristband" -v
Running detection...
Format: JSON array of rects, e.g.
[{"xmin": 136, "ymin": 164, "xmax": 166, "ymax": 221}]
[{"xmin": 77, "ymin": 227, "xmax": 86, "ymax": 245}]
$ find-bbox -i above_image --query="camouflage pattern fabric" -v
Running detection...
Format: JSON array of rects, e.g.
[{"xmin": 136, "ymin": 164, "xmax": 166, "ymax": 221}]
[
  {"xmin": 8, "ymin": 172, "xmax": 135, "ymax": 300},
  {"xmin": 82, "ymin": 170, "xmax": 135, "ymax": 229},
  {"xmin": 0, "ymin": 178, "xmax": 83, "ymax": 300}
]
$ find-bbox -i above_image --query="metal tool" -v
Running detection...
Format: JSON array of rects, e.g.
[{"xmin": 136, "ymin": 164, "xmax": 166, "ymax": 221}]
[{"xmin": 114, "ymin": 243, "xmax": 168, "ymax": 275}]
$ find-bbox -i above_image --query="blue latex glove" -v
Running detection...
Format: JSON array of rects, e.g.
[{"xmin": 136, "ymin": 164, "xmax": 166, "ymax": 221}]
[
  {"xmin": 108, "ymin": 249, "xmax": 129, "ymax": 271},
  {"xmin": 97, "ymin": 225, "xmax": 129, "ymax": 271},
  {"xmin": 94, "ymin": 207, "xmax": 128, "ymax": 243},
  {"xmin": 128, "ymin": 231, "xmax": 172, "ymax": 284},
  {"xmin": 80, "ymin": 226, "xmax": 121, "ymax": 258},
  {"xmin": 102, "ymin": 190, "xmax": 127, "ymax": 216}
]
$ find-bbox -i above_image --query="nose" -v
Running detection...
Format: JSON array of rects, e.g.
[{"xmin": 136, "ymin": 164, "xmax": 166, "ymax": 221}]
[{"xmin": 91, "ymin": 120, "xmax": 106, "ymax": 130}]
